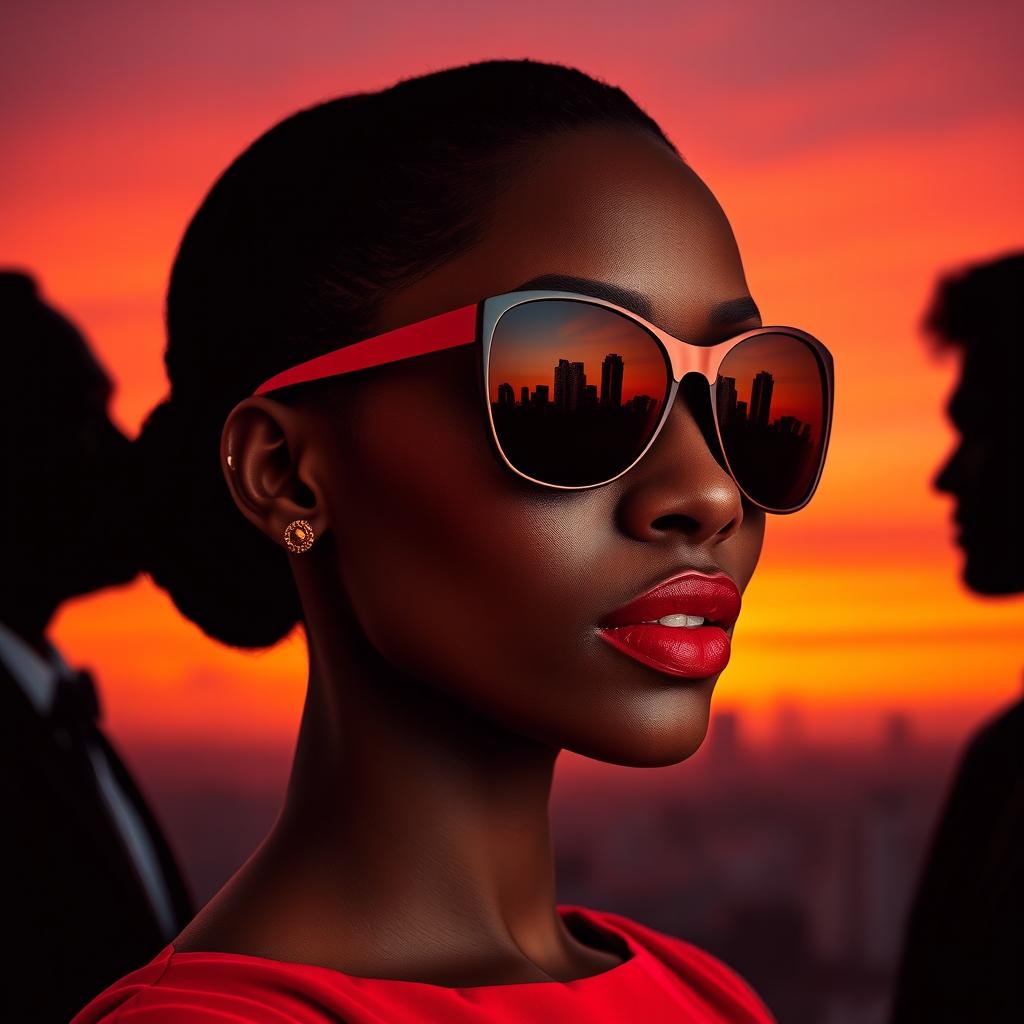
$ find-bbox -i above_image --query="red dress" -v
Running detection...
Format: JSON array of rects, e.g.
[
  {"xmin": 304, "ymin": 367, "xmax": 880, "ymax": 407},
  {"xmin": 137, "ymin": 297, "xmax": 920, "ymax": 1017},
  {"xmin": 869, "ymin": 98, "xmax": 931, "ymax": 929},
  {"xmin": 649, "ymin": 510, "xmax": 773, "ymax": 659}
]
[{"xmin": 71, "ymin": 903, "xmax": 776, "ymax": 1023}]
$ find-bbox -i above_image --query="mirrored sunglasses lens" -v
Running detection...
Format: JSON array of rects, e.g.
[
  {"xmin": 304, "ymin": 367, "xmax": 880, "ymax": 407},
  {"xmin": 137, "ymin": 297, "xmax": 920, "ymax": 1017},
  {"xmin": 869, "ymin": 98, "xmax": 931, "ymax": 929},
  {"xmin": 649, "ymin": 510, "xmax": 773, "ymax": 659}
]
[
  {"xmin": 488, "ymin": 299, "xmax": 670, "ymax": 486},
  {"xmin": 716, "ymin": 332, "xmax": 828, "ymax": 510}
]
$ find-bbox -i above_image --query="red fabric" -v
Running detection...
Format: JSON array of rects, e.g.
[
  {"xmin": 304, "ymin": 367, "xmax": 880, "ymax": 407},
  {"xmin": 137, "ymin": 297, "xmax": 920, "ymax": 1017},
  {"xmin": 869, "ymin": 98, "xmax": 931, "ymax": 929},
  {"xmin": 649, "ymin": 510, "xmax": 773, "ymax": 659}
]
[{"xmin": 71, "ymin": 904, "xmax": 776, "ymax": 1023}]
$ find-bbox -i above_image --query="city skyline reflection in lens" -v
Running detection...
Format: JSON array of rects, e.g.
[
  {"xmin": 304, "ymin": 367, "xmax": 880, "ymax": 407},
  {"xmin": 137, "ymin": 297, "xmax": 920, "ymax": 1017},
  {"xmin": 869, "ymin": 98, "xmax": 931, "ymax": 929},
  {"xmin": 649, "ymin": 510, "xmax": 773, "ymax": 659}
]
[
  {"xmin": 488, "ymin": 299, "xmax": 671, "ymax": 486},
  {"xmin": 715, "ymin": 332, "xmax": 827, "ymax": 509}
]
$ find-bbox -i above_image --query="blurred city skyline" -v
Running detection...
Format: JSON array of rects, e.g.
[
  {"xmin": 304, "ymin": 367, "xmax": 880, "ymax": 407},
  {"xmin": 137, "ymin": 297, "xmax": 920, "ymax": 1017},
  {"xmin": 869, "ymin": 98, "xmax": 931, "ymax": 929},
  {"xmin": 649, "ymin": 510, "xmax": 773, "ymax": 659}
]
[{"xmin": 126, "ymin": 701, "xmax": 987, "ymax": 1022}]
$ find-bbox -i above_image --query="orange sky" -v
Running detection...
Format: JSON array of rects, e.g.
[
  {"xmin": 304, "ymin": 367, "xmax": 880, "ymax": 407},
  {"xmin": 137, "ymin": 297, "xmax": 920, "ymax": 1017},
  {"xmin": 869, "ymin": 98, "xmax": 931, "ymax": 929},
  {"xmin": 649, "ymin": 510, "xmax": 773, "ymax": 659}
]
[
  {"xmin": 2, "ymin": 2, "xmax": 1022, "ymax": 763},
  {"xmin": 490, "ymin": 300, "xmax": 669, "ymax": 402}
]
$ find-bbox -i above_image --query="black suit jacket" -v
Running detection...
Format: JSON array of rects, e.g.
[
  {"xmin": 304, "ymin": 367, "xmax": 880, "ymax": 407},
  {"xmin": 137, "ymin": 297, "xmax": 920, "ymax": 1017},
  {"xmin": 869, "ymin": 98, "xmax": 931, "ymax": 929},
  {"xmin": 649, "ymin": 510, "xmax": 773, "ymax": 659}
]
[
  {"xmin": 1, "ymin": 658, "xmax": 193, "ymax": 1022},
  {"xmin": 889, "ymin": 695, "xmax": 1024, "ymax": 1022}
]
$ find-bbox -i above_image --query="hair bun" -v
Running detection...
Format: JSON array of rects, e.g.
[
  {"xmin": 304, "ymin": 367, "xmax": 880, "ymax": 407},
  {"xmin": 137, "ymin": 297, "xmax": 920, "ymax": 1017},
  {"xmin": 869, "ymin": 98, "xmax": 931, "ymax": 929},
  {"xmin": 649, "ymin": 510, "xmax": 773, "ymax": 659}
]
[{"xmin": 133, "ymin": 395, "xmax": 302, "ymax": 647}]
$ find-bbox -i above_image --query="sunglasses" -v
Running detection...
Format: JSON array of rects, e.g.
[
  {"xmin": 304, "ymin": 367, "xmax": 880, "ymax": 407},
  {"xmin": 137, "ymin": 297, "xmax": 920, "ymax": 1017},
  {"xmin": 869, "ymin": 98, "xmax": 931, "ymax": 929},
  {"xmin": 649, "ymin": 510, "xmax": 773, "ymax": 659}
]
[{"xmin": 250, "ymin": 289, "xmax": 834, "ymax": 513}]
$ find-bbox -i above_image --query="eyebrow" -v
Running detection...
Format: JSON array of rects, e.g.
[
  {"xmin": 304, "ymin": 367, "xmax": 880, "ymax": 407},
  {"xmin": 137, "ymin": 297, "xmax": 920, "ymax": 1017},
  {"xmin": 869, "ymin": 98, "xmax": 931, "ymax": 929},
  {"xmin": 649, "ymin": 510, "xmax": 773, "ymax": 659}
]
[
  {"xmin": 707, "ymin": 295, "xmax": 761, "ymax": 326},
  {"xmin": 513, "ymin": 274, "xmax": 761, "ymax": 332}
]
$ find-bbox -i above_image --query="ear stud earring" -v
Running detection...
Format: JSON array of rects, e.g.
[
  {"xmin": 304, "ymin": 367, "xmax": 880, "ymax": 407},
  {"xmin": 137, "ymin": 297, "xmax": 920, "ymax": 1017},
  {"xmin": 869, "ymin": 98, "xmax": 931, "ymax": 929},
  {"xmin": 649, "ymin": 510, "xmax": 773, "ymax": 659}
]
[{"xmin": 283, "ymin": 519, "xmax": 315, "ymax": 554}]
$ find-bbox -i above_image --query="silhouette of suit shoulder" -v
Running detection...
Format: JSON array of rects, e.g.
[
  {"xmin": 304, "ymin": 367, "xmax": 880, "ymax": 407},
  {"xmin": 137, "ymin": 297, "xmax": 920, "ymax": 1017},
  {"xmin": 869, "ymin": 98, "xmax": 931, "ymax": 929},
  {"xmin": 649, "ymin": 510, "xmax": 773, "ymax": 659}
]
[
  {"xmin": 0, "ymin": 634, "xmax": 193, "ymax": 1022},
  {"xmin": 890, "ymin": 695, "xmax": 1024, "ymax": 1021}
]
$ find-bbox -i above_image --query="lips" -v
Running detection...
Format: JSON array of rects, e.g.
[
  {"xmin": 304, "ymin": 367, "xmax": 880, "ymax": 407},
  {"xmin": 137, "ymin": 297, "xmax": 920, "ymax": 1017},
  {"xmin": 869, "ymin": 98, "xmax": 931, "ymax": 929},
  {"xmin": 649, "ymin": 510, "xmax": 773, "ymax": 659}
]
[{"xmin": 596, "ymin": 571, "xmax": 742, "ymax": 680}]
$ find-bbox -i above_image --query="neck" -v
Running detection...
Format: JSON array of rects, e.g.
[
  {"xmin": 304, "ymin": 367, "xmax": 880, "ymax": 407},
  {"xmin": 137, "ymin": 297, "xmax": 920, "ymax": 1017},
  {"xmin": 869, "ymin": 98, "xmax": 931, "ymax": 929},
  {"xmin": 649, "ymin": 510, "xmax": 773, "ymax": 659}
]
[
  {"xmin": 234, "ymin": 606, "xmax": 579, "ymax": 979},
  {"xmin": 291, "ymin": 646, "xmax": 558, "ymax": 934}
]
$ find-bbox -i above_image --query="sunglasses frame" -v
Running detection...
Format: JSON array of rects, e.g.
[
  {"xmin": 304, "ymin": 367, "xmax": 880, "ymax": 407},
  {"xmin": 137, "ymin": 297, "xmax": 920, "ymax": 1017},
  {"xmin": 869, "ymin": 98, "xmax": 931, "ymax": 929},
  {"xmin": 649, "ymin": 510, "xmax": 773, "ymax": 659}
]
[{"xmin": 250, "ymin": 288, "xmax": 834, "ymax": 514}]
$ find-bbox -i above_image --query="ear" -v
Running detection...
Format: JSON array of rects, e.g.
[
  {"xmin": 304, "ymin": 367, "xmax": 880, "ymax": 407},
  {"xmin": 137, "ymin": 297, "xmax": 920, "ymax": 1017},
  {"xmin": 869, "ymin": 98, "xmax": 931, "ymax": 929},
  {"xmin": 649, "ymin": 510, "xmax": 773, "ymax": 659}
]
[{"xmin": 219, "ymin": 396, "xmax": 326, "ymax": 553}]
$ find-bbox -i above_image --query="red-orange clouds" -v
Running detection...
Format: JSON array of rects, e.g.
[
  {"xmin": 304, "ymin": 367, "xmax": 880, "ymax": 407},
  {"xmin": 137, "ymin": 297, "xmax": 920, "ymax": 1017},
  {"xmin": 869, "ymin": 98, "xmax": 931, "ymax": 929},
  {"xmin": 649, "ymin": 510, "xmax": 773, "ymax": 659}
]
[{"xmin": 2, "ymin": 2, "xmax": 1021, "ymax": 760}]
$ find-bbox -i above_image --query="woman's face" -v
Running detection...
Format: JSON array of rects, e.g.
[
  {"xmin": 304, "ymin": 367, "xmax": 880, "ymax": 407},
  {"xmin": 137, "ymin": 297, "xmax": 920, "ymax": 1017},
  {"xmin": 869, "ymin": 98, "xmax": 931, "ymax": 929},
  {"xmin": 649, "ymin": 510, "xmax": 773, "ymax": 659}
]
[{"xmin": 306, "ymin": 125, "xmax": 766, "ymax": 767}]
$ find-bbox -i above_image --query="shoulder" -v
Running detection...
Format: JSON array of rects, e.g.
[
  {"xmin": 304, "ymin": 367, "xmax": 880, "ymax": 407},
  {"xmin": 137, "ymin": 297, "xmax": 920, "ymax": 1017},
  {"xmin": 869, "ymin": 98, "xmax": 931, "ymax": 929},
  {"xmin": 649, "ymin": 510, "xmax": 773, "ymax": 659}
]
[
  {"xmin": 69, "ymin": 944, "xmax": 349, "ymax": 1023},
  {"xmin": 941, "ymin": 696, "xmax": 1024, "ymax": 806},
  {"xmin": 964, "ymin": 696, "xmax": 1024, "ymax": 766},
  {"xmin": 570, "ymin": 905, "xmax": 777, "ymax": 1023}
]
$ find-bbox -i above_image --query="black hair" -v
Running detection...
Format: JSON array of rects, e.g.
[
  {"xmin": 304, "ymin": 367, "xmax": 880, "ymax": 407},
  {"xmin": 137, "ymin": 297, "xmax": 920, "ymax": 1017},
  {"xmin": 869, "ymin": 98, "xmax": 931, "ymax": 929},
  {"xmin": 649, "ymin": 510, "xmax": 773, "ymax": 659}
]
[
  {"xmin": 136, "ymin": 58, "xmax": 681, "ymax": 648},
  {"xmin": 921, "ymin": 249, "xmax": 1024, "ymax": 355},
  {"xmin": 0, "ymin": 269, "xmax": 39, "ymax": 305},
  {"xmin": 0, "ymin": 269, "xmax": 99, "ymax": 408}
]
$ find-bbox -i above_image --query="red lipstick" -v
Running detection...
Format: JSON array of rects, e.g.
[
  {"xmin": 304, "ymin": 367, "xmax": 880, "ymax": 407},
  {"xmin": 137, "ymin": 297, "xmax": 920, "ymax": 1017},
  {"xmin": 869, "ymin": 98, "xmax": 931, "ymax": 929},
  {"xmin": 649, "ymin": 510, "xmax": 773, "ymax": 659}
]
[{"xmin": 596, "ymin": 571, "xmax": 742, "ymax": 679}]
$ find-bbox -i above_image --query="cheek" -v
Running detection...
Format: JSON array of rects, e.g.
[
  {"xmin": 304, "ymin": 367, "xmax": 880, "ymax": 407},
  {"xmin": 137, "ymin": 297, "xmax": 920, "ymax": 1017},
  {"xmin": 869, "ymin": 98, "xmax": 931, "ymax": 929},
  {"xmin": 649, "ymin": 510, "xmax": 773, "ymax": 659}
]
[
  {"xmin": 952, "ymin": 439, "xmax": 1008, "ymax": 503},
  {"xmin": 321, "ymin": 372, "xmax": 599, "ymax": 711},
  {"xmin": 316, "ymin": 371, "xmax": 771, "ymax": 761},
  {"xmin": 734, "ymin": 505, "xmax": 766, "ymax": 589}
]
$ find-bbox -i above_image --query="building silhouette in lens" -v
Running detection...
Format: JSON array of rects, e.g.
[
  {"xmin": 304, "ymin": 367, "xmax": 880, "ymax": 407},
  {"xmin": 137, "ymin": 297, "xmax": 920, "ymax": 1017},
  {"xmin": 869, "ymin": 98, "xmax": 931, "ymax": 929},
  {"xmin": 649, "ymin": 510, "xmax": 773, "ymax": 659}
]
[
  {"xmin": 601, "ymin": 353, "xmax": 624, "ymax": 408},
  {"xmin": 492, "ymin": 354, "xmax": 816, "ymax": 498},
  {"xmin": 554, "ymin": 358, "xmax": 587, "ymax": 412},
  {"xmin": 493, "ymin": 358, "xmax": 820, "ymax": 441},
  {"xmin": 750, "ymin": 370, "xmax": 774, "ymax": 428},
  {"xmin": 717, "ymin": 376, "xmax": 738, "ymax": 427}
]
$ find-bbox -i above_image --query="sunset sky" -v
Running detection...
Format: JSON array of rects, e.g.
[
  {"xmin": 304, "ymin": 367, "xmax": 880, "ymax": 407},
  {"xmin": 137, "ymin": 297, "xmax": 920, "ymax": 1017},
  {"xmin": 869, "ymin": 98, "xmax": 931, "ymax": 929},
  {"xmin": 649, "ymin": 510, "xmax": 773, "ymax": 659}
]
[
  {"xmin": 490, "ymin": 300, "xmax": 670, "ymax": 402},
  {"xmin": 2, "ymin": 1, "xmax": 1021, "ymax": 779}
]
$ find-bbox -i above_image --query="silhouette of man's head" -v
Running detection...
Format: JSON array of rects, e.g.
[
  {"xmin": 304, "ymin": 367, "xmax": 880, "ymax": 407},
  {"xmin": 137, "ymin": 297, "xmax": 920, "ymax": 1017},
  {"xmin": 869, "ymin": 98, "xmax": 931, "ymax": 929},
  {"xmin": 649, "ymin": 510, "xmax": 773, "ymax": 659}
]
[
  {"xmin": 927, "ymin": 251, "xmax": 1024, "ymax": 596},
  {"xmin": 1, "ymin": 271, "xmax": 139, "ymax": 632}
]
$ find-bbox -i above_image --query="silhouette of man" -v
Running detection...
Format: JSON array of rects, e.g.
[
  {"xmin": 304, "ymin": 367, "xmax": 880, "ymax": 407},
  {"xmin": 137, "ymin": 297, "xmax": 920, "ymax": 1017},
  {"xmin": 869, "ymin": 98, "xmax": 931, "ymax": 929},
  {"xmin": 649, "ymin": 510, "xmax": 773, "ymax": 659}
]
[
  {"xmin": 889, "ymin": 251, "xmax": 1024, "ymax": 1022},
  {"xmin": 0, "ymin": 271, "xmax": 192, "ymax": 1022}
]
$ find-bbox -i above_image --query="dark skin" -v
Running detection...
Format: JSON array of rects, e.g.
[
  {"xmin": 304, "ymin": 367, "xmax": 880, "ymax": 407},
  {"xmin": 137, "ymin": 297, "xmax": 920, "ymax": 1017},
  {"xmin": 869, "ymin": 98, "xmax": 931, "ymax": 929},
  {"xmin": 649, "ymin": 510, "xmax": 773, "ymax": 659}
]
[{"xmin": 177, "ymin": 125, "xmax": 767, "ymax": 985}]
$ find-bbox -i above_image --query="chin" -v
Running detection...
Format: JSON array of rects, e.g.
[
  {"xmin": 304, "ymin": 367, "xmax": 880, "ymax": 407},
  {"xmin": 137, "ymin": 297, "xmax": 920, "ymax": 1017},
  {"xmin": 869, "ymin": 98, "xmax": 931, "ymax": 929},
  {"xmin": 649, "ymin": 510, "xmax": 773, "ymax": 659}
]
[
  {"xmin": 964, "ymin": 561, "xmax": 1024, "ymax": 596},
  {"xmin": 955, "ymin": 529, "xmax": 1024, "ymax": 595},
  {"xmin": 562, "ymin": 684, "xmax": 714, "ymax": 769}
]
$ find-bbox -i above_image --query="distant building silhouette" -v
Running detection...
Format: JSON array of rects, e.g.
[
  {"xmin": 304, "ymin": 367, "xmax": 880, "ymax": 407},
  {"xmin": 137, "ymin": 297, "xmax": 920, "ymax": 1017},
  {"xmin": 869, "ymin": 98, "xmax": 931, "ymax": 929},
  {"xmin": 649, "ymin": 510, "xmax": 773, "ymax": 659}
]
[
  {"xmin": 554, "ymin": 358, "xmax": 586, "ymax": 411},
  {"xmin": 774, "ymin": 701, "xmax": 804, "ymax": 751},
  {"xmin": 750, "ymin": 370, "xmax": 774, "ymax": 428},
  {"xmin": 717, "ymin": 375, "xmax": 738, "ymax": 427},
  {"xmin": 862, "ymin": 787, "xmax": 916, "ymax": 969},
  {"xmin": 629, "ymin": 394, "xmax": 656, "ymax": 417},
  {"xmin": 883, "ymin": 712, "xmax": 913, "ymax": 760},
  {"xmin": 601, "ymin": 353, "xmax": 624, "ymax": 408}
]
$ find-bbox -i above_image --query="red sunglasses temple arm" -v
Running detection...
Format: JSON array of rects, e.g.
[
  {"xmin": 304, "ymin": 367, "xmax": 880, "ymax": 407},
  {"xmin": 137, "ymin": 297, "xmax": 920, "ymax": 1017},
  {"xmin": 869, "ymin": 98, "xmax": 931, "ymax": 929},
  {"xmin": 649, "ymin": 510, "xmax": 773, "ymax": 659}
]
[{"xmin": 251, "ymin": 302, "xmax": 479, "ymax": 396}]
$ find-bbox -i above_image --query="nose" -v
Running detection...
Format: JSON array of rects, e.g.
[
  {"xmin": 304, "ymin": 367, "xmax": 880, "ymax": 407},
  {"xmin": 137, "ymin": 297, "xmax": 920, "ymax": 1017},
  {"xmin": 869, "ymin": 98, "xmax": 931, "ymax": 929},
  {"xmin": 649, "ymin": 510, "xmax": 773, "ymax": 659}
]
[{"xmin": 615, "ymin": 379, "xmax": 744, "ymax": 545}]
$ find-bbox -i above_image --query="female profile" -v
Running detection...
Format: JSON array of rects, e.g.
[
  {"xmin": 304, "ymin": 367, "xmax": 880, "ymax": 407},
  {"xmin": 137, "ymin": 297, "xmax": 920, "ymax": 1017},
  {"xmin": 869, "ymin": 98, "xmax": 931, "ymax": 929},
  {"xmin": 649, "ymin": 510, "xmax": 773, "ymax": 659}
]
[{"xmin": 73, "ymin": 59, "xmax": 832, "ymax": 1023}]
